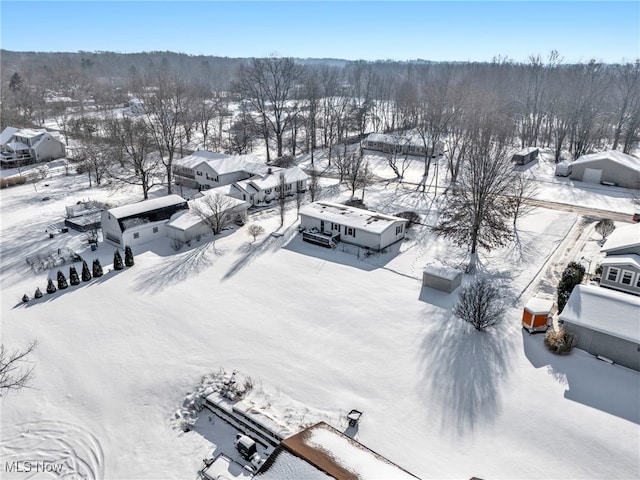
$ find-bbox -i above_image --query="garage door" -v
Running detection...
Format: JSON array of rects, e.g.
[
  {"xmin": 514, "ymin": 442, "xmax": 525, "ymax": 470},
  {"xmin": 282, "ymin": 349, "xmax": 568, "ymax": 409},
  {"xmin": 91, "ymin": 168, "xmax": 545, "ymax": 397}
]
[{"xmin": 583, "ymin": 167, "xmax": 603, "ymax": 184}]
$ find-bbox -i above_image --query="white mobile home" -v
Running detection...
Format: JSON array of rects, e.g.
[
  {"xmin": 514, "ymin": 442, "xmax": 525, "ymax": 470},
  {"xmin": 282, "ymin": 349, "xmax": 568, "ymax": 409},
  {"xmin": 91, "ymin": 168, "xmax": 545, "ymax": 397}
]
[
  {"xmin": 101, "ymin": 195, "xmax": 189, "ymax": 247},
  {"xmin": 299, "ymin": 201, "xmax": 407, "ymax": 251}
]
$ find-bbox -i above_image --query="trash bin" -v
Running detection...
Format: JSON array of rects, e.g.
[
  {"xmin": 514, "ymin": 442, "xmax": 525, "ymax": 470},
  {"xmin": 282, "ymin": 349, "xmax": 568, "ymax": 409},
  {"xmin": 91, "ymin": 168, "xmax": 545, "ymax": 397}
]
[{"xmin": 91, "ymin": 244, "xmax": 97, "ymax": 251}]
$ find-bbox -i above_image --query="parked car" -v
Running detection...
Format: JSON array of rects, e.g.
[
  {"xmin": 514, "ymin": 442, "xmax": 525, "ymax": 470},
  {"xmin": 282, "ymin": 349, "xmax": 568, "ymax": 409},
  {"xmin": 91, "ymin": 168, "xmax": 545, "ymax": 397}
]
[
  {"xmin": 234, "ymin": 434, "xmax": 257, "ymax": 461},
  {"xmin": 633, "ymin": 213, "xmax": 640, "ymax": 223}
]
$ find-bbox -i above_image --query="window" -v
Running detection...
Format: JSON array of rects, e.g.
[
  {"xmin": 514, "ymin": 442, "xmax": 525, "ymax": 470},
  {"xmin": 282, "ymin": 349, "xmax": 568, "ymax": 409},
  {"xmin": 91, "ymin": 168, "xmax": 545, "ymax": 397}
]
[
  {"xmin": 396, "ymin": 224, "xmax": 404, "ymax": 235},
  {"xmin": 196, "ymin": 171, "xmax": 203, "ymax": 176},
  {"xmin": 265, "ymin": 189, "xmax": 271, "ymax": 194},
  {"xmin": 152, "ymin": 227, "xmax": 159, "ymax": 234},
  {"xmin": 606, "ymin": 267, "xmax": 619, "ymax": 282},
  {"xmin": 345, "ymin": 227, "xmax": 355, "ymax": 237},
  {"xmin": 286, "ymin": 184, "xmax": 292, "ymax": 191},
  {"xmin": 133, "ymin": 232, "xmax": 140, "ymax": 239},
  {"xmin": 332, "ymin": 223, "xmax": 340, "ymax": 231},
  {"xmin": 621, "ymin": 270, "xmax": 634, "ymax": 285},
  {"xmin": 636, "ymin": 275, "xmax": 640, "ymax": 288}
]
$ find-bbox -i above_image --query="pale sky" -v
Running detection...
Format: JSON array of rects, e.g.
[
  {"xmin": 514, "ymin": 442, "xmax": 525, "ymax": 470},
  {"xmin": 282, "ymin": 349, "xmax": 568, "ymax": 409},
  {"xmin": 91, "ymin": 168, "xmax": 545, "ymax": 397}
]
[{"xmin": 1, "ymin": 1, "xmax": 638, "ymax": 63}]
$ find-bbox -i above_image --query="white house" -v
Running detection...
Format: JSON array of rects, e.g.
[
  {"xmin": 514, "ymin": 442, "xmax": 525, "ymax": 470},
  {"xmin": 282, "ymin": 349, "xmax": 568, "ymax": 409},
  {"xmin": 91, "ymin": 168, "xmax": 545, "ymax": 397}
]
[
  {"xmin": 299, "ymin": 201, "xmax": 407, "ymax": 251},
  {"xmin": 230, "ymin": 166, "xmax": 308, "ymax": 206},
  {"xmin": 569, "ymin": 151, "xmax": 640, "ymax": 188},
  {"xmin": 0, "ymin": 127, "xmax": 66, "ymax": 168},
  {"xmin": 165, "ymin": 193, "xmax": 249, "ymax": 243},
  {"xmin": 101, "ymin": 195, "xmax": 189, "ymax": 248},
  {"xmin": 559, "ymin": 284, "xmax": 640, "ymax": 371},
  {"xmin": 173, "ymin": 151, "xmax": 267, "ymax": 191}
]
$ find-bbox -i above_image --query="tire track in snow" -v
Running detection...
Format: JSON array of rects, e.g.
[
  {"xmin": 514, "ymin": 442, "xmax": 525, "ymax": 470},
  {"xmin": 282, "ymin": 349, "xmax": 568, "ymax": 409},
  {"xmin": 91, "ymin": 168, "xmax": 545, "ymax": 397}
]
[{"xmin": 0, "ymin": 420, "xmax": 104, "ymax": 479}]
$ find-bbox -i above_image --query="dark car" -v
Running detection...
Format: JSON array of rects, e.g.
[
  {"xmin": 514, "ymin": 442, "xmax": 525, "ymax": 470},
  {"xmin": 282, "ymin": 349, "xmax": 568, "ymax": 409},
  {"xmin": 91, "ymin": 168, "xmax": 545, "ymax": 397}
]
[{"xmin": 633, "ymin": 213, "xmax": 640, "ymax": 223}]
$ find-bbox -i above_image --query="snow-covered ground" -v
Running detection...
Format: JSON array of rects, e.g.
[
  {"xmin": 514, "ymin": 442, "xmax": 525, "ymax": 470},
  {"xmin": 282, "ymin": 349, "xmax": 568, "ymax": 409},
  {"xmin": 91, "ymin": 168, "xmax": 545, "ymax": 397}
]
[{"xmin": 1, "ymin": 158, "xmax": 639, "ymax": 479}]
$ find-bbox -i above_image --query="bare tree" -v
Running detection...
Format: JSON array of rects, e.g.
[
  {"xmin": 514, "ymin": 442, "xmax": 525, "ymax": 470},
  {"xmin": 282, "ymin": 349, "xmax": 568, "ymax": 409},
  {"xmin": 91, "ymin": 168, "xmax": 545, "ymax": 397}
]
[
  {"xmin": 75, "ymin": 140, "xmax": 112, "ymax": 187},
  {"xmin": 308, "ymin": 168, "xmax": 320, "ymax": 202},
  {"xmin": 191, "ymin": 193, "xmax": 238, "ymax": 235},
  {"xmin": 107, "ymin": 116, "xmax": 162, "ymax": 199},
  {"xmin": 232, "ymin": 56, "xmax": 304, "ymax": 161},
  {"xmin": 453, "ymin": 277, "xmax": 505, "ymax": 331},
  {"xmin": 277, "ymin": 172, "xmax": 287, "ymax": 227},
  {"xmin": 595, "ymin": 218, "xmax": 615, "ymax": 241},
  {"xmin": 433, "ymin": 114, "xmax": 515, "ymax": 272},
  {"xmin": 137, "ymin": 72, "xmax": 188, "ymax": 193},
  {"xmin": 247, "ymin": 224, "xmax": 265, "ymax": 242},
  {"xmin": 342, "ymin": 151, "xmax": 371, "ymax": 200},
  {"xmin": 511, "ymin": 171, "xmax": 539, "ymax": 227},
  {"xmin": 0, "ymin": 341, "xmax": 38, "ymax": 396}
]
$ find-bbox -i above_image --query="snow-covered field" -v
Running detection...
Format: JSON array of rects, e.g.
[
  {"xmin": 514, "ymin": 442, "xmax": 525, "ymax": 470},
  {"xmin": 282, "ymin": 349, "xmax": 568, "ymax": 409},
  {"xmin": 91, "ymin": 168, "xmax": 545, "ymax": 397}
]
[{"xmin": 1, "ymin": 159, "xmax": 639, "ymax": 479}]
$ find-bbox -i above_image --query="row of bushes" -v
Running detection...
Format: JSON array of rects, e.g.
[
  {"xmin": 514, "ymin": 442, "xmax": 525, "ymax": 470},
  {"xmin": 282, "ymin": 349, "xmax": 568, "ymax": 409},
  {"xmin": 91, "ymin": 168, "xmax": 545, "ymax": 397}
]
[{"xmin": 21, "ymin": 247, "xmax": 135, "ymax": 303}]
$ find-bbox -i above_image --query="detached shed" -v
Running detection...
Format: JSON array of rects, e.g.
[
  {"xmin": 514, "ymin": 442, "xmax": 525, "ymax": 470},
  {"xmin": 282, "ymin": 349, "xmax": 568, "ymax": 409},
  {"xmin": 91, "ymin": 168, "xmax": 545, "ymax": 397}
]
[
  {"xmin": 512, "ymin": 147, "xmax": 539, "ymax": 165},
  {"xmin": 522, "ymin": 297, "xmax": 553, "ymax": 333},
  {"xmin": 422, "ymin": 263, "xmax": 462, "ymax": 293},
  {"xmin": 555, "ymin": 161, "xmax": 572, "ymax": 177}
]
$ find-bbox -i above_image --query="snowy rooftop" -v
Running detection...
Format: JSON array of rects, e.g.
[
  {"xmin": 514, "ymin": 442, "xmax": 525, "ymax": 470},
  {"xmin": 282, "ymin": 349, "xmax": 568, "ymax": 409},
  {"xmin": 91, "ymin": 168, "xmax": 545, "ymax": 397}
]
[
  {"xmin": 423, "ymin": 262, "xmax": 462, "ymax": 281},
  {"xmin": 175, "ymin": 150, "xmax": 228, "ymax": 169},
  {"xmin": 600, "ymin": 223, "xmax": 640, "ymax": 253},
  {"xmin": 166, "ymin": 210, "xmax": 202, "ymax": 231},
  {"xmin": 559, "ymin": 284, "xmax": 640, "ymax": 343},
  {"xmin": 299, "ymin": 202, "xmax": 406, "ymax": 234},
  {"xmin": 0, "ymin": 126, "xmax": 18, "ymax": 145},
  {"xmin": 202, "ymin": 453, "xmax": 253, "ymax": 480},
  {"xmin": 13, "ymin": 128, "xmax": 47, "ymax": 138},
  {"xmin": 600, "ymin": 254, "xmax": 640, "ymax": 269},
  {"xmin": 513, "ymin": 147, "xmax": 539, "ymax": 156},
  {"xmin": 255, "ymin": 449, "xmax": 333, "ymax": 479},
  {"xmin": 269, "ymin": 422, "xmax": 420, "ymax": 480},
  {"xmin": 524, "ymin": 297, "xmax": 554, "ymax": 315},
  {"xmin": 245, "ymin": 166, "xmax": 309, "ymax": 191},
  {"xmin": 190, "ymin": 191, "xmax": 249, "ymax": 213},
  {"xmin": 573, "ymin": 150, "xmax": 640, "ymax": 173},
  {"xmin": 107, "ymin": 194, "xmax": 187, "ymax": 219}
]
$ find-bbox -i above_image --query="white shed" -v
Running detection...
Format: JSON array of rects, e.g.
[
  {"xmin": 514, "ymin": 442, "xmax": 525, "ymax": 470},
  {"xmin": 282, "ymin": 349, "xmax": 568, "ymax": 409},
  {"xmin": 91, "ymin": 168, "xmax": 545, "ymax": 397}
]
[{"xmin": 422, "ymin": 263, "xmax": 463, "ymax": 293}]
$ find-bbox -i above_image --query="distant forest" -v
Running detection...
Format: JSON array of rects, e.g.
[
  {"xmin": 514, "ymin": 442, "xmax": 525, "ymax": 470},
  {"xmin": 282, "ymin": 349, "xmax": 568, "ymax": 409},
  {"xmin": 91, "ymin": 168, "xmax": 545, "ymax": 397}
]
[{"xmin": 1, "ymin": 49, "xmax": 639, "ymax": 164}]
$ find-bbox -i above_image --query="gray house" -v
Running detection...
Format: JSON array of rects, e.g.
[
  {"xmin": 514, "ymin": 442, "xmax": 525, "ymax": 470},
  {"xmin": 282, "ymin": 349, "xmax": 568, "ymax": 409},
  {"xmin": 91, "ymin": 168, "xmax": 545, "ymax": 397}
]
[
  {"xmin": 599, "ymin": 255, "xmax": 640, "ymax": 296},
  {"xmin": 1, "ymin": 127, "xmax": 66, "ymax": 168},
  {"xmin": 600, "ymin": 223, "xmax": 640, "ymax": 257},
  {"xmin": 299, "ymin": 201, "xmax": 407, "ymax": 251},
  {"xmin": 559, "ymin": 285, "xmax": 640, "ymax": 371},
  {"xmin": 569, "ymin": 151, "xmax": 640, "ymax": 188}
]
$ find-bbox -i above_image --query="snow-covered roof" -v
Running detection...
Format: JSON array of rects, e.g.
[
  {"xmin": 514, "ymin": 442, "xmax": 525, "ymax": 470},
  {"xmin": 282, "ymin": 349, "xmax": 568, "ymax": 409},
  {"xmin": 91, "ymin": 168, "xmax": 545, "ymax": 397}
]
[
  {"xmin": 14, "ymin": 128, "xmax": 45, "ymax": 138},
  {"xmin": 6, "ymin": 141, "xmax": 30, "ymax": 151},
  {"xmin": 600, "ymin": 254, "xmax": 640, "ymax": 269},
  {"xmin": 268, "ymin": 422, "xmax": 420, "ymax": 480},
  {"xmin": 573, "ymin": 150, "xmax": 640, "ymax": 173},
  {"xmin": 255, "ymin": 449, "xmax": 333, "ymax": 479},
  {"xmin": 524, "ymin": 297, "xmax": 554, "ymax": 315},
  {"xmin": 107, "ymin": 194, "xmax": 187, "ymax": 219},
  {"xmin": 600, "ymin": 223, "xmax": 640, "ymax": 254},
  {"xmin": 366, "ymin": 132, "xmax": 425, "ymax": 147},
  {"xmin": 559, "ymin": 284, "xmax": 640, "ymax": 343},
  {"xmin": 247, "ymin": 166, "xmax": 308, "ymax": 191},
  {"xmin": 0, "ymin": 127, "xmax": 18, "ymax": 145},
  {"xmin": 165, "ymin": 210, "xmax": 202, "ymax": 231},
  {"xmin": 202, "ymin": 453, "xmax": 253, "ymax": 479},
  {"xmin": 300, "ymin": 201, "xmax": 406, "ymax": 234},
  {"xmin": 191, "ymin": 191, "xmax": 249, "ymax": 212},
  {"xmin": 513, "ymin": 147, "xmax": 539, "ymax": 156},
  {"xmin": 423, "ymin": 263, "xmax": 462, "ymax": 281},
  {"xmin": 175, "ymin": 150, "xmax": 229, "ymax": 169}
]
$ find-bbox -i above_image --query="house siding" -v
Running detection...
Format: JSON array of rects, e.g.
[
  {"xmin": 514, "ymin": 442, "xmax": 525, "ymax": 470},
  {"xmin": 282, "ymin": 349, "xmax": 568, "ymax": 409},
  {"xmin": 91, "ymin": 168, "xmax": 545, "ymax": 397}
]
[
  {"xmin": 600, "ymin": 264, "xmax": 640, "ymax": 296},
  {"xmin": 570, "ymin": 159, "xmax": 640, "ymax": 188},
  {"xmin": 562, "ymin": 322, "xmax": 640, "ymax": 371}
]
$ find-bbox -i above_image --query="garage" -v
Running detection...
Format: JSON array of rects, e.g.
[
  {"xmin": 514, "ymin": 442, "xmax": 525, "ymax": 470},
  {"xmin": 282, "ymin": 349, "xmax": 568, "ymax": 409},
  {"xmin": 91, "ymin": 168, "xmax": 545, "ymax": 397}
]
[{"xmin": 582, "ymin": 167, "xmax": 603, "ymax": 184}]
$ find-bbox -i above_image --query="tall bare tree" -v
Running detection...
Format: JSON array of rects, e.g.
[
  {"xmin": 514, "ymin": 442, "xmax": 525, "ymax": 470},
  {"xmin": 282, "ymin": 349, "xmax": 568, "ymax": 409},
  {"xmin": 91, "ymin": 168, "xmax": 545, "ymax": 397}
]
[
  {"xmin": 433, "ymin": 113, "xmax": 515, "ymax": 272},
  {"xmin": 0, "ymin": 341, "xmax": 38, "ymax": 396},
  {"xmin": 191, "ymin": 193, "xmax": 239, "ymax": 235},
  {"xmin": 232, "ymin": 56, "xmax": 304, "ymax": 161}
]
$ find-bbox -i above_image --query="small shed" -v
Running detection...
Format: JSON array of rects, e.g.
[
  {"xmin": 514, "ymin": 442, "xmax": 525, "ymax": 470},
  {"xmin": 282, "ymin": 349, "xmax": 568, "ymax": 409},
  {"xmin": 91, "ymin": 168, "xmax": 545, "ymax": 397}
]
[
  {"xmin": 555, "ymin": 161, "xmax": 572, "ymax": 177},
  {"xmin": 422, "ymin": 264, "xmax": 462, "ymax": 293},
  {"xmin": 512, "ymin": 147, "xmax": 539, "ymax": 165},
  {"xmin": 522, "ymin": 297, "xmax": 553, "ymax": 333}
]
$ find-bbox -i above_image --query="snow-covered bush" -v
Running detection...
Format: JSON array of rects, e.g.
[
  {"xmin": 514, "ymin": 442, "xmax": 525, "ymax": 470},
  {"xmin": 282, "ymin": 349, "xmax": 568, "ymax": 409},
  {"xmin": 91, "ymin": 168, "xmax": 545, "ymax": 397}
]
[
  {"xmin": 453, "ymin": 277, "xmax": 505, "ymax": 331},
  {"xmin": 69, "ymin": 266, "xmax": 80, "ymax": 285},
  {"xmin": 34, "ymin": 287, "xmax": 43, "ymax": 298},
  {"xmin": 57, "ymin": 270, "xmax": 68, "ymax": 290},
  {"xmin": 81, "ymin": 260, "xmax": 92, "ymax": 281},
  {"xmin": 557, "ymin": 262, "xmax": 585, "ymax": 313},
  {"xmin": 46, "ymin": 279, "xmax": 57, "ymax": 294},
  {"xmin": 124, "ymin": 245, "xmax": 134, "ymax": 267},
  {"xmin": 113, "ymin": 250, "xmax": 124, "ymax": 270},
  {"xmin": 544, "ymin": 328, "xmax": 575, "ymax": 354},
  {"xmin": 22, "ymin": 294, "xmax": 29, "ymax": 303},
  {"xmin": 92, "ymin": 259, "xmax": 103, "ymax": 277}
]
